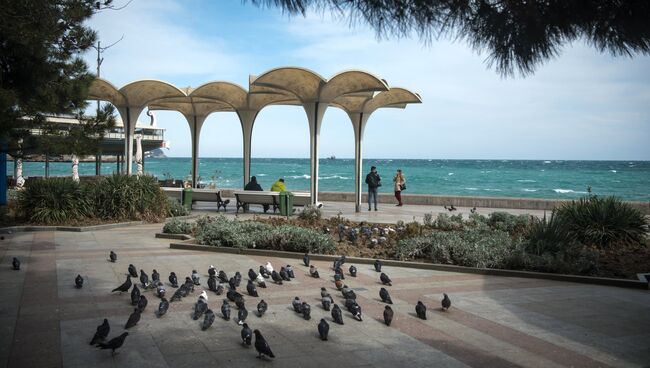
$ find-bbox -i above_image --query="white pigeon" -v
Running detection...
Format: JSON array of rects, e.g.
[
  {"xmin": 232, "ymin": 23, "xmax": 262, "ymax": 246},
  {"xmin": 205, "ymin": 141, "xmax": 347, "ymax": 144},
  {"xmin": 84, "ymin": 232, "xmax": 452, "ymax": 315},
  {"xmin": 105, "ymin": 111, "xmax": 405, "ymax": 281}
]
[
  {"xmin": 256, "ymin": 273, "xmax": 265, "ymax": 284},
  {"xmin": 265, "ymin": 262, "xmax": 274, "ymax": 273},
  {"xmin": 199, "ymin": 290, "xmax": 208, "ymax": 302}
]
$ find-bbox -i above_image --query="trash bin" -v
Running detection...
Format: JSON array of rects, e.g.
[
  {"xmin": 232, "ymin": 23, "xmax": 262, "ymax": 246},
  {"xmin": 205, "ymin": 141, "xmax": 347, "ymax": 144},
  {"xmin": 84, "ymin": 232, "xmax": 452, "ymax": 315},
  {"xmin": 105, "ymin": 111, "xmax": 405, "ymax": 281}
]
[
  {"xmin": 278, "ymin": 191, "xmax": 294, "ymax": 216},
  {"xmin": 182, "ymin": 188, "xmax": 193, "ymax": 210}
]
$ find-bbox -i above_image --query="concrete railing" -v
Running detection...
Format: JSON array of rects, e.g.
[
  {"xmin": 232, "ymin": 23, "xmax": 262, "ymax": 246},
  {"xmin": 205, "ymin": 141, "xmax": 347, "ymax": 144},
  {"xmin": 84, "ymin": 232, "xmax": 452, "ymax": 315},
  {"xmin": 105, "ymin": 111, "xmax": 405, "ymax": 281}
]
[{"xmin": 179, "ymin": 188, "xmax": 650, "ymax": 214}]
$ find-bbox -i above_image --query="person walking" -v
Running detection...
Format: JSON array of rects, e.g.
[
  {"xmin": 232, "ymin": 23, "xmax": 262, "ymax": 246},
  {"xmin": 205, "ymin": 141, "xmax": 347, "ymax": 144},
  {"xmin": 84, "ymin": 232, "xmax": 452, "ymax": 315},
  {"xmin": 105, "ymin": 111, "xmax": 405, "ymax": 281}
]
[
  {"xmin": 365, "ymin": 166, "xmax": 381, "ymax": 211},
  {"xmin": 393, "ymin": 169, "xmax": 405, "ymax": 206}
]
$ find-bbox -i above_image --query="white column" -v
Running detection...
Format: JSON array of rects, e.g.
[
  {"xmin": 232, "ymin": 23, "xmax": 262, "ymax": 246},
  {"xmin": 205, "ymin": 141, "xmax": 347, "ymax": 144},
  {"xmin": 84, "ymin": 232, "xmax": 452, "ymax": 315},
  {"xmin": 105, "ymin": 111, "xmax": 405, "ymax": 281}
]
[
  {"xmin": 237, "ymin": 110, "xmax": 258, "ymax": 188},
  {"xmin": 71, "ymin": 154, "xmax": 79, "ymax": 182},
  {"xmin": 303, "ymin": 102, "xmax": 327, "ymax": 205},
  {"xmin": 15, "ymin": 158, "xmax": 25, "ymax": 188},
  {"xmin": 135, "ymin": 135, "xmax": 143, "ymax": 176},
  {"xmin": 349, "ymin": 112, "xmax": 370, "ymax": 212},
  {"xmin": 117, "ymin": 106, "xmax": 144, "ymax": 175},
  {"xmin": 185, "ymin": 114, "xmax": 206, "ymax": 188}
]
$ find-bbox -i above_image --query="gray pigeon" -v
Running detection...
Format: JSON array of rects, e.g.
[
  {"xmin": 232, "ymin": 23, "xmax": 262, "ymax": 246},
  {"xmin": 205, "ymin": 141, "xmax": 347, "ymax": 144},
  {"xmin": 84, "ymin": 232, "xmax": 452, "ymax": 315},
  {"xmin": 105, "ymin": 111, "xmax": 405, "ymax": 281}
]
[
  {"xmin": 303, "ymin": 253, "xmax": 309, "ymax": 267},
  {"xmin": 124, "ymin": 308, "xmax": 141, "ymax": 329},
  {"xmin": 75, "ymin": 274, "xmax": 84, "ymax": 289},
  {"xmin": 254, "ymin": 329, "xmax": 275, "ymax": 359},
  {"xmin": 193, "ymin": 297, "xmax": 208, "ymax": 320},
  {"xmin": 151, "ymin": 269, "xmax": 160, "ymax": 282},
  {"xmin": 109, "ymin": 251, "xmax": 117, "ymax": 263},
  {"xmin": 374, "ymin": 259, "xmax": 382, "ymax": 272},
  {"xmin": 208, "ymin": 275, "xmax": 217, "ymax": 292},
  {"xmin": 156, "ymin": 283, "xmax": 166, "ymax": 298},
  {"xmin": 320, "ymin": 287, "xmax": 330, "ymax": 299},
  {"xmin": 130, "ymin": 284, "xmax": 140, "ymax": 305},
  {"xmin": 292, "ymin": 297, "xmax": 302, "ymax": 313},
  {"xmin": 111, "ymin": 276, "xmax": 131, "ymax": 293},
  {"xmin": 136, "ymin": 295, "xmax": 148, "ymax": 312},
  {"xmin": 157, "ymin": 298, "xmax": 169, "ymax": 317},
  {"xmin": 416, "ymin": 301, "xmax": 427, "ymax": 320},
  {"xmin": 139, "ymin": 270, "xmax": 149, "ymax": 288},
  {"xmin": 271, "ymin": 271, "xmax": 283, "ymax": 285},
  {"xmin": 322, "ymin": 295, "xmax": 332, "ymax": 311},
  {"xmin": 202, "ymin": 309, "xmax": 215, "ymax": 330},
  {"xmin": 301, "ymin": 302, "xmax": 311, "ymax": 320},
  {"xmin": 285, "ymin": 265, "xmax": 295, "ymax": 278},
  {"xmin": 97, "ymin": 332, "xmax": 128, "ymax": 355},
  {"xmin": 349, "ymin": 265, "xmax": 357, "ymax": 277},
  {"xmin": 191, "ymin": 270, "xmax": 200, "ymax": 285},
  {"xmin": 246, "ymin": 280, "xmax": 258, "ymax": 297},
  {"xmin": 279, "ymin": 267, "xmax": 290, "ymax": 281},
  {"xmin": 248, "ymin": 268, "xmax": 258, "ymax": 281},
  {"xmin": 331, "ymin": 304, "xmax": 344, "ymax": 325},
  {"xmin": 168, "ymin": 272, "xmax": 178, "ymax": 288},
  {"xmin": 383, "ymin": 305, "xmax": 393, "ymax": 326},
  {"xmin": 238, "ymin": 307, "xmax": 248, "ymax": 325},
  {"xmin": 12, "ymin": 257, "xmax": 20, "ymax": 270},
  {"xmin": 221, "ymin": 299, "xmax": 231, "ymax": 320},
  {"xmin": 257, "ymin": 299, "xmax": 267, "ymax": 317},
  {"xmin": 379, "ymin": 287, "xmax": 393, "ymax": 304},
  {"xmin": 89, "ymin": 318, "xmax": 110, "ymax": 345},
  {"xmin": 318, "ymin": 318, "xmax": 329, "ymax": 340},
  {"xmin": 128, "ymin": 264, "xmax": 138, "ymax": 278},
  {"xmin": 441, "ymin": 293, "xmax": 451, "ymax": 311},
  {"xmin": 241, "ymin": 323, "xmax": 252, "ymax": 345},
  {"xmin": 380, "ymin": 272, "xmax": 392, "ymax": 286}
]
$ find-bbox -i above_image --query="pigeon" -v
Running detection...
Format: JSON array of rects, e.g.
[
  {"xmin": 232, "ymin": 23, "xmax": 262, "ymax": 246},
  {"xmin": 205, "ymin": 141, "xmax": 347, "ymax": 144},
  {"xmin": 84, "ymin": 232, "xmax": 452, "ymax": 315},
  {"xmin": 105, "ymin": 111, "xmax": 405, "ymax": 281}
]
[
  {"xmin": 75, "ymin": 274, "xmax": 84, "ymax": 289},
  {"xmin": 226, "ymin": 288, "xmax": 241, "ymax": 302},
  {"xmin": 279, "ymin": 267, "xmax": 290, "ymax": 281},
  {"xmin": 136, "ymin": 295, "xmax": 148, "ymax": 312},
  {"xmin": 335, "ymin": 279, "xmax": 343, "ymax": 290},
  {"xmin": 380, "ymin": 272, "xmax": 392, "ymax": 286},
  {"xmin": 238, "ymin": 307, "xmax": 248, "ymax": 325},
  {"xmin": 241, "ymin": 323, "xmax": 252, "ymax": 345},
  {"xmin": 208, "ymin": 265, "xmax": 216, "ymax": 277},
  {"xmin": 302, "ymin": 302, "xmax": 311, "ymax": 320},
  {"xmin": 157, "ymin": 298, "xmax": 169, "ymax": 317},
  {"xmin": 309, "ymin": 265, "xmax": 319, "ymax": 278},
  {"xmin": 258, "ymin": 266, "xmax": 269, "ymax": 279},
  {"xmin": 151, "ymin": 269, "xmax": 160, "ymax": 283},
  {"xmin": 89, "ymin": 318, "xmax": 110, "ymax": 345},
  {"xmin": 139, "ymin": 270, "xmax": 149, "ymax": 288},
  {"xmin": 286, "ymin": 265, "xmax": 295, "ymax": 278},
  {"xmin": 169, "ymin": 272, "xmax": 178, "ymax": 288},
  {"xmin": 234, "ymin": 272, "xmax": 242, "ymax": 287},
  {"xmin": 208, "ymin": 275, "xmax": 217, "ymax": 292},
  {"xmin": 193, "ymin": 296, "xmax": 208, "ymax": 320},
  {"xmin": 379, "ymin": 288, "xmax": 393, "ymax": 304},
  {"xmin": 265, "ymin": 261, "xmax": 274, "ymax": 274},
  {"xmin": 415, "ymin": 301, "xmax": 427, "ymax": 320},
  {"xmin": 215, "ymin": 283, "xmax": 225, "ymax": 295},
  {"xmin": 128, "ymin": 264, "xmax": 138, "ymax": 278},
  {"xmin": 246, "ymin": 280, "xmax": 258, "ymax": 297},
  {"xmin": 334, "ymin": 273, "xmax": 342, "ymax": 282},
  {"xmin": 218, "ymin": 270, "xmax": 229, "ymax": 283},
  {"xmin": 257, "ymin": 299, "xmax": 268, "ymax": 317},
  {"xmin": 229, "ymin": 277, "xmax": 237, "ymax": 290},
  {"xmin": 255, "ymin": 274, "xmax": 267, "ymax": 288},
  {"xmin": 97, "ymin": 332, "xmax": 128, "ymax": 355},
  {"xmin": 221, "ymin": 299, "xmax": 231, "ymax": 320},
  {"xmin": 318, "ymin": 318, "xmax": 329, "ymax": 341},
  {"xmin": 254, "ymin": 329, "xmax": 275, "ymax": 359},
  {"xmin": 12, "ymin": 257, "xmax": 21, "ymax": 270},
  {"xmin": 441, "ymin": 293, "xmax": 451, "ymax": 311},
  {"xmin": 109, "ymin": 251, "xmax": 117, "ymax": 263},
  {"xmin": 320, "ymin": 287, "xmax": 331, "ymax": 299},
  {"xmin": 349, "ymin": 265, "xmax": 357, "ymax": 277},
  {"xmin": 124, "ymin": 308, "xmax": 141, "ymax": 329},
  {"xmin": 374, "ymin": 259, "xmax": 382, "ymax": 272},
  {"xmin": 202, "ymin": 309, "xmax": 215, "ymax": 330},
  {"xmin": 111, "ymin": 276, "xmax": 131, "ymax": 293},
  {"xmin": 303, "ymin": 253, "xmax": 310, "ymax": 267},
  {"xmin": 470, "ymin": 206, "xmax": 477, "ymax": 214},
  {"xmin": 292, "ymin": 297, "xmax": 302, "ymax": 313},
  {"xmin": 183, "ymin": 277, "xmax": 195, "ymax": 292},
  {"xmin": 130, "ymin": 284, "xmax": 140, "ymax": 306},
  {"xmin": 191, "ymin": 270, "xmax": 200, "ymax": 285},
  {"xmin": 331, "ymin": 304, "xmax": 344, "ymax": 325},
  {"xmin": 342, "ymin": 285, "xmax": 356, "ymax": 300},
  {"xmin": 322, "ymin": 295, "xmax": 332, "ymax": 311},
  {"xmin": 155, "ymin": 283, "xmax": 166, "ymax": 298},
  {"xmin": 248, "ymin": 268, "xmax": 258, "ymax": 281},
  {"xmin": 271, "ymin": 271, "xmax": 283, "ymax": 285},
  {"xmin": 235, "ymin": 295, "xmax": 246, "ymax": 310},
  {"xmin": 383, "ymin": 305, "xmax": 394, "ymax": 326},
  {"xmin": 334, "ymin": 267, "xmax": 345, "ymax": 280},
  {"xmin": 350, "ymin": 303, "xmax": 363, "ymax": 321}
]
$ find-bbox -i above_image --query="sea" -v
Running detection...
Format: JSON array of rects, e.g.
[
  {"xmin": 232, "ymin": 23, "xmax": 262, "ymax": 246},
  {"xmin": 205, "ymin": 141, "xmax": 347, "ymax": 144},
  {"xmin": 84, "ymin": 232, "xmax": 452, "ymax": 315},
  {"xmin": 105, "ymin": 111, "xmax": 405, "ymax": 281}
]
[{"xmin": 9, "ymin": 158, "xmax": 650, "ymax": 201}]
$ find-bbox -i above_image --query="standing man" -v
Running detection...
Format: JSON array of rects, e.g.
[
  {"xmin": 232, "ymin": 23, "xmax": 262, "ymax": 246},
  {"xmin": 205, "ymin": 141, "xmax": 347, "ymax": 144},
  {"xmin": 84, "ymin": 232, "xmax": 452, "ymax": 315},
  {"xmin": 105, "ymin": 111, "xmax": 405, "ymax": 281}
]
[{"xmin": 365, "ymin": 166, "xmax": 381, "ymax": 211}]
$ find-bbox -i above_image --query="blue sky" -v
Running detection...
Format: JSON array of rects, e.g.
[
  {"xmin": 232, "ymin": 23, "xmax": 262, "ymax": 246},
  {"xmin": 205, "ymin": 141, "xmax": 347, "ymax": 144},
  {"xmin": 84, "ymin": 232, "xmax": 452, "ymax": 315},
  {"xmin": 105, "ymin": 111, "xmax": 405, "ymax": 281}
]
[{"xmin": 84, "ymin": 0, "xmax": 650, "ymax": 160}]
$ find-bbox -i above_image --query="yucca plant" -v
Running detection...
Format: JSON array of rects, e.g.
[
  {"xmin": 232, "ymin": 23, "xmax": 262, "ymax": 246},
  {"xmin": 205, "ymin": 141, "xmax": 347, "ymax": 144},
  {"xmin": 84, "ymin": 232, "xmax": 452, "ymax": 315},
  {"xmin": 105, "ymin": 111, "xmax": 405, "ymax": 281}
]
[{"xmin": 17, "ymin": 178, "xmax": 93, "ymax": 224}]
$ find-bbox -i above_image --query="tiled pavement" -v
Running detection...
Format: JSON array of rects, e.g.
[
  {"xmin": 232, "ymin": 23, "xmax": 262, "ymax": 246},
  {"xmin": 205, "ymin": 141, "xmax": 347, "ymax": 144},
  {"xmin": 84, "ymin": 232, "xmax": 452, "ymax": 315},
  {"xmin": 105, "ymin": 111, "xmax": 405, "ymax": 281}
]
[{"xmin": 1, "ymin": 224, "xmax": 649, "ymax": 368}]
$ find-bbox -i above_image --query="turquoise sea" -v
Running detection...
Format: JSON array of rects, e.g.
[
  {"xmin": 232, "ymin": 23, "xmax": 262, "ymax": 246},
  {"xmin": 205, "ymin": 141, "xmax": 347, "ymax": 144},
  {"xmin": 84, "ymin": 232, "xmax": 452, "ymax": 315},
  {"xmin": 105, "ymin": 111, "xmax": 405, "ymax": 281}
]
[{"xmin": 9, "ymin": 158, "xmax": 650, "ymax": 201}]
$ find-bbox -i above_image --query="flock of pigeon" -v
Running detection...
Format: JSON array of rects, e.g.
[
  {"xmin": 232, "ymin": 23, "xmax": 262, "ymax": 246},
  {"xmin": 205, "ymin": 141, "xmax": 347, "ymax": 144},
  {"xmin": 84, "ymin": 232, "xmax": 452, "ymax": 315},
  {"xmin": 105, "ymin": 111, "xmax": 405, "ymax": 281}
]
[{"xmin": 11, "ymin": 249, "xmax": 452, "ymax": 361}]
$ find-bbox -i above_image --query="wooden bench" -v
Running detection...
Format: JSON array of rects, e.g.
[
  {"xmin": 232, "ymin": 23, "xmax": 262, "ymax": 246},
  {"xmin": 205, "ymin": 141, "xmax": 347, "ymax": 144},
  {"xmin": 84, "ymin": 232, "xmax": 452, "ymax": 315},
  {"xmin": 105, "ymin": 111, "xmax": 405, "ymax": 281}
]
[
  {"xmin": 162, "ymin": 188, "xmax": 230, "ymax": 211},
  {"xmin": 233, "ymin": 191, "xmax": 312, "ymax": 213}
]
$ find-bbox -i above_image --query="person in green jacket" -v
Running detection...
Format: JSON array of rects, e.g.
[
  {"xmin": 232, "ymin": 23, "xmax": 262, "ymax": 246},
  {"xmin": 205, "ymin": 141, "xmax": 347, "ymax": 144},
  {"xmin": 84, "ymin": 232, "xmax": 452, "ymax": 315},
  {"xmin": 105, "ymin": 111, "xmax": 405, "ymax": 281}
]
[{"xmin": 270, "ymin": 178, "xmax": 286, "ymax": 192}]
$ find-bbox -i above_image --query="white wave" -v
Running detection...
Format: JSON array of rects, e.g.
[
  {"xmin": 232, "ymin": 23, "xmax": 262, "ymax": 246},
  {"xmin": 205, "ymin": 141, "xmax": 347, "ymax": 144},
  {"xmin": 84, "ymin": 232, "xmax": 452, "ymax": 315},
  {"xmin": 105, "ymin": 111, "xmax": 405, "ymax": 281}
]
[
  {"xmin": 288, "ymin": 174, "xmax": 311, "ymax": 179},
  {"xmin": 448, "ymin": 172, "xmax": 454, "ymax": 176},
  {"xmin": 319, "ymin": 175, "xmax": 350, "ymax": 180},
  {"xmin": 517, "ymin": 179, "xmax": 537, "ymax": 183},
  {"xmin": 464, "ymin": 187, "xmax": 479, "ymax": 191},
  {"xmin": 257, "ymin": 173, "xmax": 267, "ymax": 177},
  {"xmin": 610, "ymin": 170, "xmax": 617, "ymax": 173},
  {"xmin": 543, "ymin": 160, "xmax": 552, "ymax": 164},
  {"xmin": 483, "ymin": 188, "xmax": 502, "ymax": 192},
  {"xmin": 522, "ymin": 189, "xmax": 537, "ymax": 192},
  {"xmin": 480, "ymin": 170, "xmax": 492, "ymax": 174},
  {"xmin": 554, "ymin": 189, "xmax": 588, "ymax": 194}
]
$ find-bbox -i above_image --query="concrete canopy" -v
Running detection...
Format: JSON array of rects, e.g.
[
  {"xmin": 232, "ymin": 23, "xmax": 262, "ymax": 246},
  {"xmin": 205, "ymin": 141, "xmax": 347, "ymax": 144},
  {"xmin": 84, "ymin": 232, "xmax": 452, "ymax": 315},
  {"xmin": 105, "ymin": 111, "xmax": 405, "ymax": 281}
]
[
  {"xmin": 332, "ymin": 88, "xmax": 422, "ymax": 211},
  {"xmin": 251, "ymin": 67, "xmax": 390, "ymax": 204}
]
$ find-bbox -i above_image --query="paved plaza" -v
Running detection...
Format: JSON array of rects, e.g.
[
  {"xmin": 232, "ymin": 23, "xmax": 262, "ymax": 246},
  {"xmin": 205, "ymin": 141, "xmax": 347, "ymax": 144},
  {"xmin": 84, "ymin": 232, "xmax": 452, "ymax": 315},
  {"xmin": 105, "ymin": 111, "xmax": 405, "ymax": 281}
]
[{"xmin": 1, "ymin": 223, "xmax": 649, "ymax": 368}]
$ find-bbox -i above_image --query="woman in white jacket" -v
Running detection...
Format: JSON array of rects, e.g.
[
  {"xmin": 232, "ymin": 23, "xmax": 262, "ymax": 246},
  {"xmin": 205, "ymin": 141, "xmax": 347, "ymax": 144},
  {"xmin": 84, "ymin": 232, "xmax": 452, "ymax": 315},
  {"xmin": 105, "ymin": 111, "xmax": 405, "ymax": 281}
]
[{"xmin": 393, "ymin": 169, "xmax": 405, "ymax": 206}]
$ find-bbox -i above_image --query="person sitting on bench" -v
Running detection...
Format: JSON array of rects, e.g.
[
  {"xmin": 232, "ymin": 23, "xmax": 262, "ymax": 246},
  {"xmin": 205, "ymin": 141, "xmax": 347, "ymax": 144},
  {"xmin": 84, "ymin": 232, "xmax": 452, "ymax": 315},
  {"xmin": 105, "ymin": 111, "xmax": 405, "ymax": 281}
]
[
  {"xmin": 244, "ymin": 176, "xmax": 269, "ymax": 212},
  {"xmin": 270, "ymin": 178, "xmax": 286, "ymax": 192}
]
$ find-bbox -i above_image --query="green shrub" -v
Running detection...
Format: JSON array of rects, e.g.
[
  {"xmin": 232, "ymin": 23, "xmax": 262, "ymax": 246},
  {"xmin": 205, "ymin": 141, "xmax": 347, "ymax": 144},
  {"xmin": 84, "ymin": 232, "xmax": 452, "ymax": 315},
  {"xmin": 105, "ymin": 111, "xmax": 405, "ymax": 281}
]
[
  {"xmin": 423, "ymin": 213, "xmax": 434, "ymax": 227},
  {"xmin": 265, "ymin": 225, "xmax": 336, "ymax": 254},
  {"xmin": 298, "ymin": 205, "xmax": 322, "ymax": 223},
  {"xmin": 488, "ymin": 212, "xmax": 532, "ymax": 235},
  {"xmin": 554, "ymin": 196, "xmax": 648, "ymax": 247},
  {"xmin": 167, "ymin": 198, "xmax": 189, "ymax": 217},
  {"xmin": 162, "ymin": 218, "xmax": 193, "ymax": 234},
  {"xmin": 17, "ymin": 178, "xmax": 93, "ymax": 224},
  {"xmin": 92, "ymin": 174, "xmax": 169, "ymax": 221},
  {"xmin": 434, "ymin": 213, "xmax": 463, "ymax": 230}
]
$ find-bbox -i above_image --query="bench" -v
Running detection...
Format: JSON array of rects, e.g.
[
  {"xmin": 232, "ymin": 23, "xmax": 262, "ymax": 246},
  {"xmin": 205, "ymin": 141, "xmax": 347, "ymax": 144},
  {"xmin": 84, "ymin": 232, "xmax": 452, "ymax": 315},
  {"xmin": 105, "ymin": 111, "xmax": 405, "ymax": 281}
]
[
  {"xmin": 233, "ymin": 191, "xmax": 312, "ymax": 213},
  {"xmin": 162, "ymin": 188, "xmax": 230, "ymax": 211}
]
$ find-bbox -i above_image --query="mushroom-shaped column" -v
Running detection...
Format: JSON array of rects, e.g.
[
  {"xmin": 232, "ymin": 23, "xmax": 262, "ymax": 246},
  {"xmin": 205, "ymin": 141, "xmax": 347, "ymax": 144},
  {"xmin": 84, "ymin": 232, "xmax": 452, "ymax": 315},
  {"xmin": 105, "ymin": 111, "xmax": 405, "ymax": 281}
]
[
  {"xmin": 88, "ymin": 78, "xmax": 187, "ymax": 175},
  {"xmin": 252, "ymin": 68, "xmax": 389, "ymax": 205},
  {"xmin": 332, "ymin": 88, "xmax": 422, "ymax": 212}
]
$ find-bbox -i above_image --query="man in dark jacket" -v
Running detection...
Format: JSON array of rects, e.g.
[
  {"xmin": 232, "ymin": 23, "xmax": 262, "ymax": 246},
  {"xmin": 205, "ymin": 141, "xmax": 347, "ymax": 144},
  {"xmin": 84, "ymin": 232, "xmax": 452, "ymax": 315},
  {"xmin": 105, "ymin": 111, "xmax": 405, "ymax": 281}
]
[
  {"xmin": 244, "ymin": 176, "xmax": 269, "ymax": 212},
  {"xmin": 365, "ymin": 166, "xmax": 381, "ymax": 211}
]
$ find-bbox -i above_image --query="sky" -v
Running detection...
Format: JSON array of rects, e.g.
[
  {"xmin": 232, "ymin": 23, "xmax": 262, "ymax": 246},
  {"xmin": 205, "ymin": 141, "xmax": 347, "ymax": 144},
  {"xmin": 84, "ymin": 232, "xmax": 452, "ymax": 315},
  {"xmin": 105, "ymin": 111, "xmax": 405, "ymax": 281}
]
[{"xmin": 83, "ymin": 0, "xmax": 650, "ymax": 160}]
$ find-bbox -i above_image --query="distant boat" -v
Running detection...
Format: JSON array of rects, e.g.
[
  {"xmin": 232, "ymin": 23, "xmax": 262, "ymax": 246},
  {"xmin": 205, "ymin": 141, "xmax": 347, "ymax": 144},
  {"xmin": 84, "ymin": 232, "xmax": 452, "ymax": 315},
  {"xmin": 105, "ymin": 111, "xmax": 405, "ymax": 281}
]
[{"xmin": 328, "ymin": 155, "xmax": 336, "ymax": 160}]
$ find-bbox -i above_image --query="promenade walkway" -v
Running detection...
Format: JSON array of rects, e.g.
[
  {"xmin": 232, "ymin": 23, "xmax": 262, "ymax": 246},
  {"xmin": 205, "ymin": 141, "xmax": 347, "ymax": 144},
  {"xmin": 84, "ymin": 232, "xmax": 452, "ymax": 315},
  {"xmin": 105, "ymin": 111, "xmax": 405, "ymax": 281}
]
[{"xmin": 1, "ymin": 223, "xmax": 649, "ymax": 367}]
